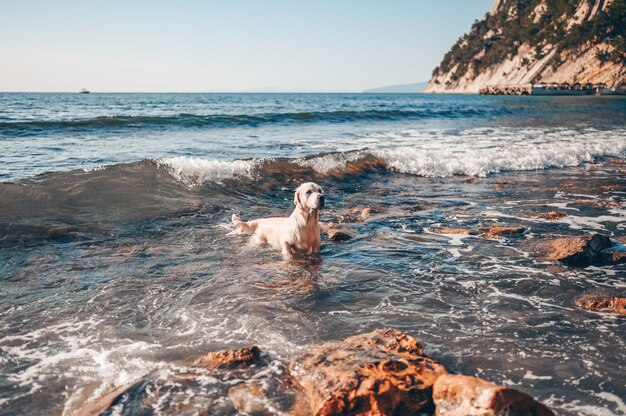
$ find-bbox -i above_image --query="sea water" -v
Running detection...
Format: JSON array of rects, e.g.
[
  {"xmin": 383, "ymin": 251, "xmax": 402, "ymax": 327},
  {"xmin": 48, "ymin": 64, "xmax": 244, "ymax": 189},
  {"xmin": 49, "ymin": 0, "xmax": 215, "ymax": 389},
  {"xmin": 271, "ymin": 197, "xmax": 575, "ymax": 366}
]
[{"xmin": 0, "ymin": 93, "xmax": 625, "ymax": 415}]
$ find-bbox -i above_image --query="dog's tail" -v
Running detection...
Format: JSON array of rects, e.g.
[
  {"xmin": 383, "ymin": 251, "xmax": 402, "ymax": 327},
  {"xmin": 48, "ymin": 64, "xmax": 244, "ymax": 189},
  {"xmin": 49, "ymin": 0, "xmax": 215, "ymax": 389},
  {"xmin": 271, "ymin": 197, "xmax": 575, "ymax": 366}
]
[{"xmin": 232, "ymin": 213, "xmax": 258, "ymax": 234}]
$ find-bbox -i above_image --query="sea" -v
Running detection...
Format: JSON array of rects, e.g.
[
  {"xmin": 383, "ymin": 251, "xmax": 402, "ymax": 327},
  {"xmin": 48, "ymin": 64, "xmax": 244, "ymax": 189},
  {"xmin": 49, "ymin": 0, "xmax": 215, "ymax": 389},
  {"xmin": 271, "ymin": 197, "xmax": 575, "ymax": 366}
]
[{"xmin": 0, "ymin": 93, "xmax": 625, "ymax": 415}]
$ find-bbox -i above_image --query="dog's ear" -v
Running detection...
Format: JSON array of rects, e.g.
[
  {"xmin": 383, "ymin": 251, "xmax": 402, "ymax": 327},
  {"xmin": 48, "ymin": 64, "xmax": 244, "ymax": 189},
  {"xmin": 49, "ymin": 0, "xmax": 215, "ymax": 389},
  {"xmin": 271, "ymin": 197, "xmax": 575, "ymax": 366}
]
[{"xmin": 294, "ymin": 187, "xmax": 303, "ymax": 209}]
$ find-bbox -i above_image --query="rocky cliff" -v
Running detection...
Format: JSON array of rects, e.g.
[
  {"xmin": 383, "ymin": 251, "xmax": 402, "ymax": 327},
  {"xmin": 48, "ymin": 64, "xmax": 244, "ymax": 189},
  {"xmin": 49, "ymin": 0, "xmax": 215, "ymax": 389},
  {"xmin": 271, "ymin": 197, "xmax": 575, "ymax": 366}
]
[{"xmin": 426, "ymin": 0, "xmax": 626, "ymax": 93}]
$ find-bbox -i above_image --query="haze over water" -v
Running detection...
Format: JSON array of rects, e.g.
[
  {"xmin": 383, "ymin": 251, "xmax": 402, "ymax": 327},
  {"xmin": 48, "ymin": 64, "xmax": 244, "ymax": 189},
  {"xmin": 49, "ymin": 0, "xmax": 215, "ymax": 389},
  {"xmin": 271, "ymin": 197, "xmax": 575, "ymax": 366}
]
[{"xmin": 1, "ymin": 93, "xmax": 625, "ymax": 415}]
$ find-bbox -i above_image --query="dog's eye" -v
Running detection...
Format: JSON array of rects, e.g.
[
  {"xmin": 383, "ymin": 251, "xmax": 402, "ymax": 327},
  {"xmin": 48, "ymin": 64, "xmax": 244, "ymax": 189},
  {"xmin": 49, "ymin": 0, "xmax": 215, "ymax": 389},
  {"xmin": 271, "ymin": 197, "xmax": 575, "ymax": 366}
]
[{"xmin": 306, "ymin": 190, "xmax": 311, "ymax": 194}]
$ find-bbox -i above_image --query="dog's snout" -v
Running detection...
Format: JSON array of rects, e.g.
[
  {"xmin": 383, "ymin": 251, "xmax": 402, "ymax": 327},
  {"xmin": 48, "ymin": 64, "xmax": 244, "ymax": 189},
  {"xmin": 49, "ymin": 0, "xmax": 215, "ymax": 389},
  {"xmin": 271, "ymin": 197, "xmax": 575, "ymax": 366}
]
[{"xmin": 319, "ymin": 195, "xmax": 325, "ymax": 208}]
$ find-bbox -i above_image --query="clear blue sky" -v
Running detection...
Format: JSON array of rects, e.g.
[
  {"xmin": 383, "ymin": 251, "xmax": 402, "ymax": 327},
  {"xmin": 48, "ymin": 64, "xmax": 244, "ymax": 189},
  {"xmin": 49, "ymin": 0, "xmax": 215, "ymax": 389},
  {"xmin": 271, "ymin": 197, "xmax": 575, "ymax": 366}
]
[{"xmin": 0, "ymin": 0, "xmax": 493, "ymax": 92}]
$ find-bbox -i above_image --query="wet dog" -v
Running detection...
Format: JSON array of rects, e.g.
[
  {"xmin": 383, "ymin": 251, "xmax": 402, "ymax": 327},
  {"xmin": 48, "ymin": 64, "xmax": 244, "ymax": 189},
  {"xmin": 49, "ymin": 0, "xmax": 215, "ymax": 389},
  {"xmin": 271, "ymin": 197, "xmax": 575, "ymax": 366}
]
[{"xmin": 232, "ymin": 182, "xmax": 324, "ymax": 258}]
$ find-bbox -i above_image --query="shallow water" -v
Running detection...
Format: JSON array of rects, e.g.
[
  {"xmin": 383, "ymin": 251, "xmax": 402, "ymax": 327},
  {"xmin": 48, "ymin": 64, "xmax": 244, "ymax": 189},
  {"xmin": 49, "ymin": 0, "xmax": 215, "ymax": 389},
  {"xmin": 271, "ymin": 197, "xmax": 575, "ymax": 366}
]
[{"xmin": 0, "ymin": 93, "xmax": 625, "ymax": 415}]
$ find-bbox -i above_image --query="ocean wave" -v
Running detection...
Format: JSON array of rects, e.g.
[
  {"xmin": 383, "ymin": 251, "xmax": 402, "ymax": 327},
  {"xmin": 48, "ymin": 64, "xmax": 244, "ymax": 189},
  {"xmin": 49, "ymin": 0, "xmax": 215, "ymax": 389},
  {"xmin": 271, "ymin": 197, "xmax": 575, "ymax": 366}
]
[
  {"xmin": 0, "ymin": 107, "xmax": 505, "ymax": 135},
  {"xmin": 155, "ymin": 156, "xmax": 256, "ymax": 187},
  {"xmin": 151, "ymin": 129, "xmax": 626, "ymax": 186},
  {"xmin": 375, "ymin": 132, "xmax": 626, "ymax": 177}
]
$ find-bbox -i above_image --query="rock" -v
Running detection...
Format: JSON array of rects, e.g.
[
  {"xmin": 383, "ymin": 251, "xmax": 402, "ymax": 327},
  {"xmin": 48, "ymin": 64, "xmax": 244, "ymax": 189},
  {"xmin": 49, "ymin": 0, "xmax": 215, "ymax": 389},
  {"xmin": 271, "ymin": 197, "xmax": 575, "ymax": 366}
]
[
  {"xmin": 321, "ymin": 222, "xmax": 354, "ymax": 242},
  {"xmin": 609, "ymin": 250, "xmax": 626, "ymax": 264},
  {"xmin": 495, "ymin": 179, "xmax": 509, "ymax": 185},
  {"xmin": 70, "ymin": 381, "xmax": 138, "ymax": 416},
  {"xmin": 195, "ymin": 346, "xmax": 261, "ymax": 369},
  {"xmin": 479, "ymin": 226, "xmax": 526, "ymax": 239},
  {"xmin": 45, "ymin": 226, "xmax": 72, "ymax": 240},
  {"xmin": 574, "ymin": 294, "xmax": 626, "ymax": 316},
  {"xmin": 573, "ymin": 199, "xmax": 621, "ymax": 208},
  {"xmin": 358, "ymin": 207, "xmax": 373, "ymax": 222},
  {"xmin": 430, "ymin": 228, "xmax": 477, "ymax": 235},
  {"xmin": 535, "ymin": 211, "xmax": 567, "ymax": 220},
  {"xmin": 342, "ymin": 206, "xmax": 381, "ymax": 223},
  {"xmin": 228, "ymin": 381, "xmax": 273, "ymax": 415},
  {"xmin": 433, "ymin": 374, "xmax": 554, "ymax": 416},
  {"xmin": 546, "ymin": 234, "xmax": 612, "ymax": 267},
  {"xmin": 289, "ymin": 328, "xmax": 448, "ymax": 416}
]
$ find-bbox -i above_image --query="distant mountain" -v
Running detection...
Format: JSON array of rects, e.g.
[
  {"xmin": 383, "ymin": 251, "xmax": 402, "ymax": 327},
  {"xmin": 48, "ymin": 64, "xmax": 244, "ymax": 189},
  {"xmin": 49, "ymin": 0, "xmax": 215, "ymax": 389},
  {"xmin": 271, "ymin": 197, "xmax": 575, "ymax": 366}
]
[
  {"xmin": 362, "ymin": 82, "xmax": 427, "ymax": 93},
  {"xmin": 426, "ymin": 0, "xmax": 626, "ymax": 93}
]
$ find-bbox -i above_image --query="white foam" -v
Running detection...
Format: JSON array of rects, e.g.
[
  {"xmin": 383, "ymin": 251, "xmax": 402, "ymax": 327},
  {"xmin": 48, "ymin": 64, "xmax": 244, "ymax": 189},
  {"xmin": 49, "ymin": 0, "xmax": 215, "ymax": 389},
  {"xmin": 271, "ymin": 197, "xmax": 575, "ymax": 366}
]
[
  {"xmin": 374, "ymin": 128, "xmax": 626, "ymax": 177},
  {"xmin": 297, "ymin": 151, "xmax": 366, "ymax": 174},
  {"xmin": 153, "ymin": 127, "xmax": 625, "ymax": 185},
  {"xmin": 156, "ymin": 156, "xmax": 256, "ymax": 187}
]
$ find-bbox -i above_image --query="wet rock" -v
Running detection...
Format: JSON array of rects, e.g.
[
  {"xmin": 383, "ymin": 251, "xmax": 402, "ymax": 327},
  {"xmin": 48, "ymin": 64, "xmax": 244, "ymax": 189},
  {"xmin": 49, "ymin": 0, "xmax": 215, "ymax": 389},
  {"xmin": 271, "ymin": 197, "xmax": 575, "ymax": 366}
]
[
  {"xmin": 574, "ymin": 294, "xmax": 626, "ymax": 316},
  {"xmin": 195, "ymin": 345, "xmax": 261, "ymax": 369},
  {"xmin": 433, "ymin": 374, "xmax": 554, "ymax": 416},
  {"xmin": 479, "ymin": 226, "xmax": 526, "ymax": 239},
  {"xmin": 289, "ymin": 328, "xmax": 448, "ymax": 416},
  {"xmin": 495, "ymin": 179, "xmax": 509, "ymax": 185},
  {"xmin": 430, "ymin": 228, "xmax": 477, "ymax": 235},
  {"xmin": 342, "ymin": 206, "xmax": 382, "ymax": 223},
  {"xmin": 601, "ymin": 184, "xmax": 619, "ymax": 191},
  {"xmin": 546, "ymin": 234, "xmax": 612, "ymax": 267},
  {"xmin": 535, "ymin": 211, "xmax": 568, "ymax": 221},
  {"xmin": 573, "ymin": 199, "xmax": 621, "ymax": 208},
  {"xmin": 609, "ymin": 250, "xmax": 626, "ymax": 264},
  {"xmin": 228, "ymin": 381, "xmax": 273, "ymax": 415},
  {"xmin": 321, "ymin": 222, "xmax": 354, "ymax": 241},
  {"xmin": 70, "ymin": 381, "xmax": 138, "ymax": 416},
  {"xmin": 45, "ymin": 225, "xmax": 73, "ymax": 240},
  {"xmin": 358, "ymin": 207, "xmax": 373, "ymax": 222}
]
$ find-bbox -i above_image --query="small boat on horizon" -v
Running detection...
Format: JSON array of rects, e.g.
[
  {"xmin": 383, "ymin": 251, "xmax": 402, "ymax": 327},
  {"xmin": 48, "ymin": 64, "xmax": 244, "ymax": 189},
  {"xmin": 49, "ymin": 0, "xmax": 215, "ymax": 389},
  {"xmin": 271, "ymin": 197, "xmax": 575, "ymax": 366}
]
[{"xmin": 78, "ymin": 88, "xmax": 90, "ymax": 94}]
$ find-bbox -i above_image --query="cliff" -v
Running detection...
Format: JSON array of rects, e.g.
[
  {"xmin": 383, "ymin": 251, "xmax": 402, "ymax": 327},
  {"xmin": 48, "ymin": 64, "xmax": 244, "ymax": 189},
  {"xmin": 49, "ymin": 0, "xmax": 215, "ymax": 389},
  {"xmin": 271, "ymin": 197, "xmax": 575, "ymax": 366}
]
[{"xmin": 426, "ymin": 0, "xmax": 626, "ymax": 93}]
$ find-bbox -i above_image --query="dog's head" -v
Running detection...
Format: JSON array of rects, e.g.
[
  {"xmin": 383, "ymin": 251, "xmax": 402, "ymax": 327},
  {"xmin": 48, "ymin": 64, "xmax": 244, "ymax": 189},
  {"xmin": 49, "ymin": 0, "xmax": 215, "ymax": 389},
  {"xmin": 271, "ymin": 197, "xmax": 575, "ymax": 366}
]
[{"xmin": 294, "ymin": 182, "xmax": 325, "ymax": 211}]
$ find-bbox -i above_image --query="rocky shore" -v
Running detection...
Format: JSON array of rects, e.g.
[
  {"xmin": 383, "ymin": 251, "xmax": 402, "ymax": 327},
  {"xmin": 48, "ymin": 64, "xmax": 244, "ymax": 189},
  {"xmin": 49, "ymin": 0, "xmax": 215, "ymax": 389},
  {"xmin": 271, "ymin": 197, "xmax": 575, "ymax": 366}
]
[
  {"xmin": 71, "ymin": 160, "xmax": 626, "ymax": 416},
  {"xmin": 76, "ymin": 329, "xmax": 557, "ymax": 415}
]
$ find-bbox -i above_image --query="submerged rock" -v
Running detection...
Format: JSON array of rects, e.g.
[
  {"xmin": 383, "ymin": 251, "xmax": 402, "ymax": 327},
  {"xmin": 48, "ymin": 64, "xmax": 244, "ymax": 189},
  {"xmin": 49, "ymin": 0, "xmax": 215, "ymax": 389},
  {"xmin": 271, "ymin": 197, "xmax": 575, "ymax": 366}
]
[
  {"xmin": 342, "ymin": 206, "xmax": 382, "ymax": 223},
  {"xmin": 289, "ymin": 328, "xmax": 448, "ymax": 415},
  {"xmin": 546, "ymin": 234, "xmax": 612, "ymax": 267},
  {"xmin": 433, "ymin": 374, "xmax": 554, "ymax": 416},
  {"xmin": 430, "ymin": 228, "xmax": 477, "ymax": 235},
  {"xmin": 321, "ymin": 222, "xmax": 354, "ymax": 242},
  {"xmin": 535, "ymin": 211, "xmax": 568, "ymax": 221},
  {"xmin": 195, "ymin": 345, "xmax": 261, "ymax": 369},
  {"xmin": 574, "ymin": 294, "xmax": 626, "ymax": 316},
  {"xmin": 479, "ymin": 226, "xmax": 526, "ymax": 239},
  {"xmin": 228, "ymin": 381, "xmax": 273, "ymax": 415}
]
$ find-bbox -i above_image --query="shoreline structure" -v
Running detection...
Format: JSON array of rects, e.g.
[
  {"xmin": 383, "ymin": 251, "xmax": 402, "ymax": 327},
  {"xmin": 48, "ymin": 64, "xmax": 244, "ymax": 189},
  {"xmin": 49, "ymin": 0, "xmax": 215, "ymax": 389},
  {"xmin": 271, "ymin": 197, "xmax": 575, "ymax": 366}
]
[{"xmin": 479, "ymin": 82, "xmax": 626, "ymax": 95}]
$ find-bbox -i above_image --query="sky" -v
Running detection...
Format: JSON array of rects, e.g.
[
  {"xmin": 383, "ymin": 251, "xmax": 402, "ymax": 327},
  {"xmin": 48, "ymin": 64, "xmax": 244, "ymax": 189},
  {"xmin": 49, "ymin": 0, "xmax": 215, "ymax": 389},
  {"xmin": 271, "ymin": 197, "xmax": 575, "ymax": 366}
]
[{"xmin": 0, "ymin": 0, "xmax": 494, "ymax": 92}]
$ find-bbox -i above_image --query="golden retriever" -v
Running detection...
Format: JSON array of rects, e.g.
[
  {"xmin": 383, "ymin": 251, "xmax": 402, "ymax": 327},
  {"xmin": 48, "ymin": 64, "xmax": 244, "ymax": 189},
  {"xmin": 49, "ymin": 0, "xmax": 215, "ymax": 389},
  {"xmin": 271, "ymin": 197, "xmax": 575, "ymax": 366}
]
[{"xmin": 232, "ymin": 182, "xmax": 325, "ymax": 258}]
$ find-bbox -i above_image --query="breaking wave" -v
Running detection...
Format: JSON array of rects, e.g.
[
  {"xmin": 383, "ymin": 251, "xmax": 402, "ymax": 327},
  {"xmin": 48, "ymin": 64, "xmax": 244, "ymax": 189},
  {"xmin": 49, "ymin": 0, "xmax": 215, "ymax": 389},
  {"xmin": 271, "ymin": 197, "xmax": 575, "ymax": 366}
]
[{"xmin": 152, "ymin": 130, "xmax": 626, "ymax": 186}]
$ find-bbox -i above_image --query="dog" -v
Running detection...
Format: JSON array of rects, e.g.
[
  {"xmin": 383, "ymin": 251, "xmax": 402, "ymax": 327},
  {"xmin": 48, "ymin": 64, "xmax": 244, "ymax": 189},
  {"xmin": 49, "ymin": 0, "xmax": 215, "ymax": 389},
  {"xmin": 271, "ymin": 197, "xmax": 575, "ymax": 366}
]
[{"xmin": 232, "ymin": 182, "xmax": 325, "ymax": 258}]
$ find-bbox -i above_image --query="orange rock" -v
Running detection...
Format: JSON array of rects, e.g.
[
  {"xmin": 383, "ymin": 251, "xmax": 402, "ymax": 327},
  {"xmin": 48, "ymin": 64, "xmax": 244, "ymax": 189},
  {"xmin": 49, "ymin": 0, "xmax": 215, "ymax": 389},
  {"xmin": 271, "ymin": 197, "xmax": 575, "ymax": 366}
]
[
  {"xmin": 479, "ymin": 226, "xmax": 526, "ymax": 239},
  {"xmin": 342, "ymin": 206, "xmax": 382, "ymax": 223},
  {"xmin": 195, "ymin": 346, "xmax": 260, "ymax": 369},
  {"xmin": 321, "ymin": 222, "xmax": 354, "ymax": 241},
  {"xmin": 358, "ymin": 207, "xmax": 373, "ymax": 222},
  {"xmin": 430, "ymin": 228, "xmax": 475, "ymax": 235},
  {"xmin": 433, "ymin": 374, "xmax": 554, "ymax": 416},
  {"xmin": 611, "ymin": 251, "xmax": 626, "ymax": 263},
  {"xmin": 573, "ymin": 199, "xmax": 621, "ymax": 208},
  {"xmin": 494, "ymin": 179, "xmax": 509, "ymax": 184},
  {"xmin": 546, "ymin": 234, "xmax": 612, "ymax": 267},
  {"xmin": 289, "ymin": 329, "xmax": 448, "ymax": 416},
  {"xmin": 535, "ymin": 211, "xmax": 567, "ymax": 220},
  {"xmin": 574, "ymin": 295, "xmax": 626, "ymax": 315}
]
